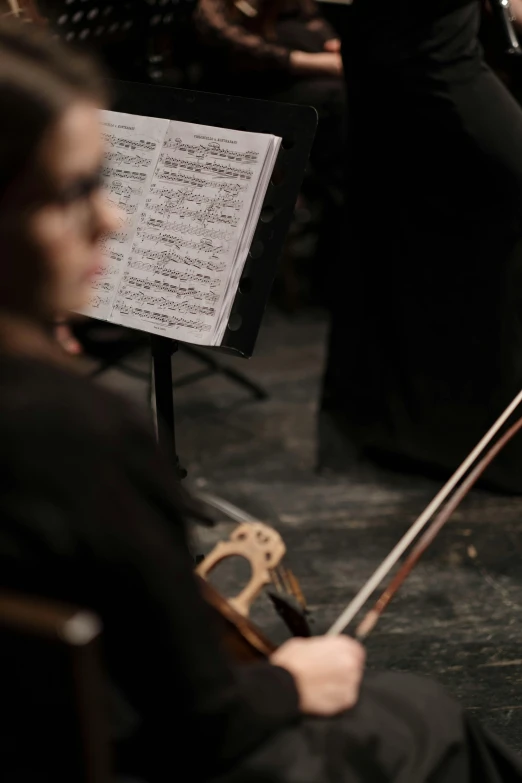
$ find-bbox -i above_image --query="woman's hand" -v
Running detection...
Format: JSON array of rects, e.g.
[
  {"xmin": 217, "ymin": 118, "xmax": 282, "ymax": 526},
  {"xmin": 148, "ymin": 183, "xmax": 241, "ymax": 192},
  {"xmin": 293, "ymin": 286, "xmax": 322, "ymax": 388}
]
[
  {"xmin": 289, "ymin": 50, "xmax": 343, "ymax": 78},
  {"xmin": 512, "ymin": 0, "xmax": 522, "ymax": 27},
  {"xmin": 324, "ymin": 38, "xmax": 341, "ymax": 53},
  {"xmin": 270, "ymin": 635, "xmax": 365, "ymax": 716},
  {"xmin": 484, "ymin": 0, "xmax": 522, "ymax": 29},
  {"xmin": 54, "ymin": 320, "xmax": 82, "ymax": 355}
]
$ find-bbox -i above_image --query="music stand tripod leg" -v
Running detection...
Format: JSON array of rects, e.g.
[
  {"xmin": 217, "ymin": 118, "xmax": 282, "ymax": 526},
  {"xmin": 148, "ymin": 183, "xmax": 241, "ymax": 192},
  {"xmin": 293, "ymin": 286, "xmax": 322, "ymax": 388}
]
[{"xmin": 177, "ymin": 345, "xmax": 268, "ymax": 400}]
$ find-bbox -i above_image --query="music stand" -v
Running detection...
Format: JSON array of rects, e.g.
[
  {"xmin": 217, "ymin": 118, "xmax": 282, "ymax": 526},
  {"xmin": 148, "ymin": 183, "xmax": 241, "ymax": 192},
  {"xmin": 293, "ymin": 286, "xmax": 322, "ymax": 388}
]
[
  {"xmin": 26, "ymin": 0, "xmax": 153, "ymax": 81},
  {"xmin": 109, "ymin": 79, "xmax": 317, "ymax": 478}
]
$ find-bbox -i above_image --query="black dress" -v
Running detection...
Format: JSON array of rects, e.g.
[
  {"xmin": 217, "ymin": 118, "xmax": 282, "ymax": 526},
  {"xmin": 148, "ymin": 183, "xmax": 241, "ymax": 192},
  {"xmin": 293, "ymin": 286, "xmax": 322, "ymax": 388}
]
[
  {"xmin": 0, "ymin": 354, "xmax": 520, "ymax": 782},
  {"xmin": 320, "ymin": 0, "xmax": 522, "ymax": 491}
]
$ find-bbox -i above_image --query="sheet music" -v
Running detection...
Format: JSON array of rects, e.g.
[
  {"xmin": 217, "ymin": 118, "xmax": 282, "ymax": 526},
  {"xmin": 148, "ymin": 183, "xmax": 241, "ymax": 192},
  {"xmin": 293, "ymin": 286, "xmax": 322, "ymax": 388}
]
[
  {"xmin": 81, "ymin": 110, "xmax": 169, "ymax": 321},
  {"xmin": 112, "ymin": 121, "xmax": 275, "ymax": 345},
  {"xmin": 81, "ymin": 111, "xmax": 280, "ymax": 347}
]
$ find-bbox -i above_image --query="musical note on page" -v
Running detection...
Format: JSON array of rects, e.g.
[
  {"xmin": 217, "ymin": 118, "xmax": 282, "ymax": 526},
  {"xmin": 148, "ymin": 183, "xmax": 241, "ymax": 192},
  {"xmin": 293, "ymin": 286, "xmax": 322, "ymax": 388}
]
[
  {"xmin": 79, "ymin": 110, "xmax": 281, "ymax": 346},
  {"xmin": 162, "ymin": 138, "xmax": 258, "ymax": 165},
  {"xmin": 78, "ymin": 111, "xmax": 169, "ymax": 322}
]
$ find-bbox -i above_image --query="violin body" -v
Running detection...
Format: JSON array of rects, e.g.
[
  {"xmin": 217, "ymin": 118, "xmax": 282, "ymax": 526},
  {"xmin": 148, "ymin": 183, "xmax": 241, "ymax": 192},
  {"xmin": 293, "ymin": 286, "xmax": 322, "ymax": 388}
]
[
  {"xmin": 198, "ymin": 577, "xmax": 275, "ymax": 661},
  {"xmin": 195, "ymin": 521, "xmax": 307, "ymax": 660}
]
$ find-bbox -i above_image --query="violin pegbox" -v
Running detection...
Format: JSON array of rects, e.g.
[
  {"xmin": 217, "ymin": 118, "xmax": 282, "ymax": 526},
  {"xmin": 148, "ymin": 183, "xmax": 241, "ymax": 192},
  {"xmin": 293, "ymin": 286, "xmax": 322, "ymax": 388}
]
[{"xmin": 195, "ymin": 522, "xmax": 286, "ymax": 617}]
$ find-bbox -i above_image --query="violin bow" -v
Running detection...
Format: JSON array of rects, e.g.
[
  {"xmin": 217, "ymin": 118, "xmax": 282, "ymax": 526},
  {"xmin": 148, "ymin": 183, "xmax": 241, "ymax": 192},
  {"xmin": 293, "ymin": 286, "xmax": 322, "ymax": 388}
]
[
  {"xmin": 355, "ymin": 414, "xmax": 522, "ymax": 640},
  {"xmin": 327, "ymin": 388, "xmax": 522, "ymax": 637}
]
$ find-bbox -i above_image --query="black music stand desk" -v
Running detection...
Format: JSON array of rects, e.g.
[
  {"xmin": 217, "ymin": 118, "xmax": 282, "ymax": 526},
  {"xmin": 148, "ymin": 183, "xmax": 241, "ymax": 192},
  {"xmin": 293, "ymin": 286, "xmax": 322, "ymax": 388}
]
[{"xmin": 110, "ymin": 80, "xmax": 318, "ymax": 478}]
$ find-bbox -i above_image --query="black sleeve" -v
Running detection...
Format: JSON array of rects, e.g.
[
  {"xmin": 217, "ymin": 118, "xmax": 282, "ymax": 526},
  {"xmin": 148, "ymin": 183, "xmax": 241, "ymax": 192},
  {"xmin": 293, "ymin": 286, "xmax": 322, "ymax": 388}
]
[
  {"xmin": 195, "ymin": 0, "xmax": 292, "ymax": 72},
  {"xmin": 0, "ymin": 376, "xmax": 300, "ymax": 780}
]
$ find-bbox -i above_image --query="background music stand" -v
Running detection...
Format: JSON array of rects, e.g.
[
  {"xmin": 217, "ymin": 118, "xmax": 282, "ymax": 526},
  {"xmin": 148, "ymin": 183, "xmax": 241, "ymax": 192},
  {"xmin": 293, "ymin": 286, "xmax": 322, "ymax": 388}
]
[
  {"xmin": 109, "ymin": 80, "xmax": 318, "ymax": 477},
  {"xmin": 15, "ymin": 0, "xmax": 201, "ymax": 85}
]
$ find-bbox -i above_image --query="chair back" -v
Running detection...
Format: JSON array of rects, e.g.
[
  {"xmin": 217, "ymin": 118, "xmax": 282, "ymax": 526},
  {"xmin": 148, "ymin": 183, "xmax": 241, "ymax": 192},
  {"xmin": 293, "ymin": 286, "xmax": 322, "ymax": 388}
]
[{"xmin": 0, "ymin": 591, "xmax": 111, "ymax": 783}]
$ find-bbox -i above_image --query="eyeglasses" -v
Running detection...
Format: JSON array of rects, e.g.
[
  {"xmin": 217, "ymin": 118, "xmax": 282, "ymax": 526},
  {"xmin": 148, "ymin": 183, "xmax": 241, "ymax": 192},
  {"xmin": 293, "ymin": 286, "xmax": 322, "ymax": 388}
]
[
  {"xmin": 53, "ymin": 168, "xmax": 105, "ymax": 208},
  {"xmin": 1, "ymin": 166, "xmax": 109, "ymax": 233},
  {"xmin": 47, "ymin": 167, "xmax": 108, "ymax": 232}
]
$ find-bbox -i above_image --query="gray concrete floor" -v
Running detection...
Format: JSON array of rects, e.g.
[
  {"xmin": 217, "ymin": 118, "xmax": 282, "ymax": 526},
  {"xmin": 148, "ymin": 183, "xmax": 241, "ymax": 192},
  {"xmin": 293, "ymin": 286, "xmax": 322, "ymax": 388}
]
[{"xmin": 87, "ymin": 306, "xmax": 522, "ymax": 752}]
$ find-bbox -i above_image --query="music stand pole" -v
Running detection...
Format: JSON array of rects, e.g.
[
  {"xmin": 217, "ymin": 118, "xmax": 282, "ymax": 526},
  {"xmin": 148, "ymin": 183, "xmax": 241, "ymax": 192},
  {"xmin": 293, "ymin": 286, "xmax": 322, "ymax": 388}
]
[{"xmin": 151, "ymin": 334, "xmax": 187, "ymax": 479}]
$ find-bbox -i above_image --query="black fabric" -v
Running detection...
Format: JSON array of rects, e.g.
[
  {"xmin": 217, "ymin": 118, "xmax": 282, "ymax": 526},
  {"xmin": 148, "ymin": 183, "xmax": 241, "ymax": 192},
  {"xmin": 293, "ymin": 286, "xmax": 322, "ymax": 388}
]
[
  {"xmin": 215, "ymin": 671, "xmax": 522, "ymax": 783},
  {"xmin": 0, "ymin": 354, "xmax": 521, "ymax": 782},
  {"xmin": 320, "ymin": 0, "xmax": 522, "ymax": 492},
  {"xmin": 0, "ymin": 355, "xmax": 300, "ymax": 782}
]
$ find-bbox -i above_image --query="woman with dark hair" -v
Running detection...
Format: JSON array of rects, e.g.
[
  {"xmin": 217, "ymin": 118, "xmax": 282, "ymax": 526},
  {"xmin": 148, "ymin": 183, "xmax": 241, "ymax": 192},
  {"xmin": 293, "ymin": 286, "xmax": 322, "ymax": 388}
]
[
  {"xmin": 194, "ymin": 0, "xmax": 346, "ymax": 303},
  {"xmin": 320, "ymin": 0, "xmax": 522, "ymax": 492},
  {"xmin": 0, "ymin": 18, "xmax": 521, "ymax": 783}
]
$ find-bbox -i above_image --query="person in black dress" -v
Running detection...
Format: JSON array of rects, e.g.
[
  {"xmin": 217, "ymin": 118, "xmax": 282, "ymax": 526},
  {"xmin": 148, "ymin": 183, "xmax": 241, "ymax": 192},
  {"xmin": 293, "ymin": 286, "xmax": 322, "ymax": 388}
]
[
  {"xmin": 320, "ymin": 0, "xmax": 522, "ymax": 492},
  {"xmin": 0, "ymin": 18, "xmax": 521, "ymax": 783}
]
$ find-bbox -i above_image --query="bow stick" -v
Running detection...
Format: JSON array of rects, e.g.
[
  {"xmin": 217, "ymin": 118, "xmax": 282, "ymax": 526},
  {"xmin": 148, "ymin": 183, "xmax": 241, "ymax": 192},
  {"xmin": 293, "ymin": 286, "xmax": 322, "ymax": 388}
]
[
  {"xmin": 355, "ymin": 414, "xmax": 522, "ymax": 640},
  {"xmin": 327, "ymin": 388, "xmax": 522, "ymax": 636}
]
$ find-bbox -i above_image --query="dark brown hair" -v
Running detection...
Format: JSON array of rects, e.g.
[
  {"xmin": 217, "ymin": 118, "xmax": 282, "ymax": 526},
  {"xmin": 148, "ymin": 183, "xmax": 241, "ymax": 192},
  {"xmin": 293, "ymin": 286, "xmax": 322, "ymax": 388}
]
[
  {"xmin": 0, "ymin": 20, "xmax": 107, "ymax": 319},
  {"xmin": 0, "ymin": 19, "xmax": 106, "ymax": 202}
]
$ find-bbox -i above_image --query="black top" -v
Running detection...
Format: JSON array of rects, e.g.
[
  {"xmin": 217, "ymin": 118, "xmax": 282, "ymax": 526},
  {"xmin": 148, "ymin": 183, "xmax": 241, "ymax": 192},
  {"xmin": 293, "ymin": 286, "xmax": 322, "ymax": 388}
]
[{"xmin": 0, "ymin": 354, "xmax": 299, "ymax": 782}]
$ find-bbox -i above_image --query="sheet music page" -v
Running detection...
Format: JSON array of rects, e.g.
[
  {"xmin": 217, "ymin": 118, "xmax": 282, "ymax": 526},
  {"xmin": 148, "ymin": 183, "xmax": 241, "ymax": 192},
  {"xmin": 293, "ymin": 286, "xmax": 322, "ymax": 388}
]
[
  {"xmin": 110, "ymin": 120, "xmax": 275, "ymax": 346},
  {"xmin": 80, "ymin": 110, "xmax": 169, "ymax": 322}
]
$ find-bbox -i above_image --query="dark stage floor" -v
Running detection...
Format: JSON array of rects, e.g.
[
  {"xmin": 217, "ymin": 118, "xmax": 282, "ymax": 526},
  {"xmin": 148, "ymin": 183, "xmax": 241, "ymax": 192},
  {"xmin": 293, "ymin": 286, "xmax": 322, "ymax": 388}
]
[{"xmin": 90, "ymin": 306, "xmax": 522, "ymax": 752}]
